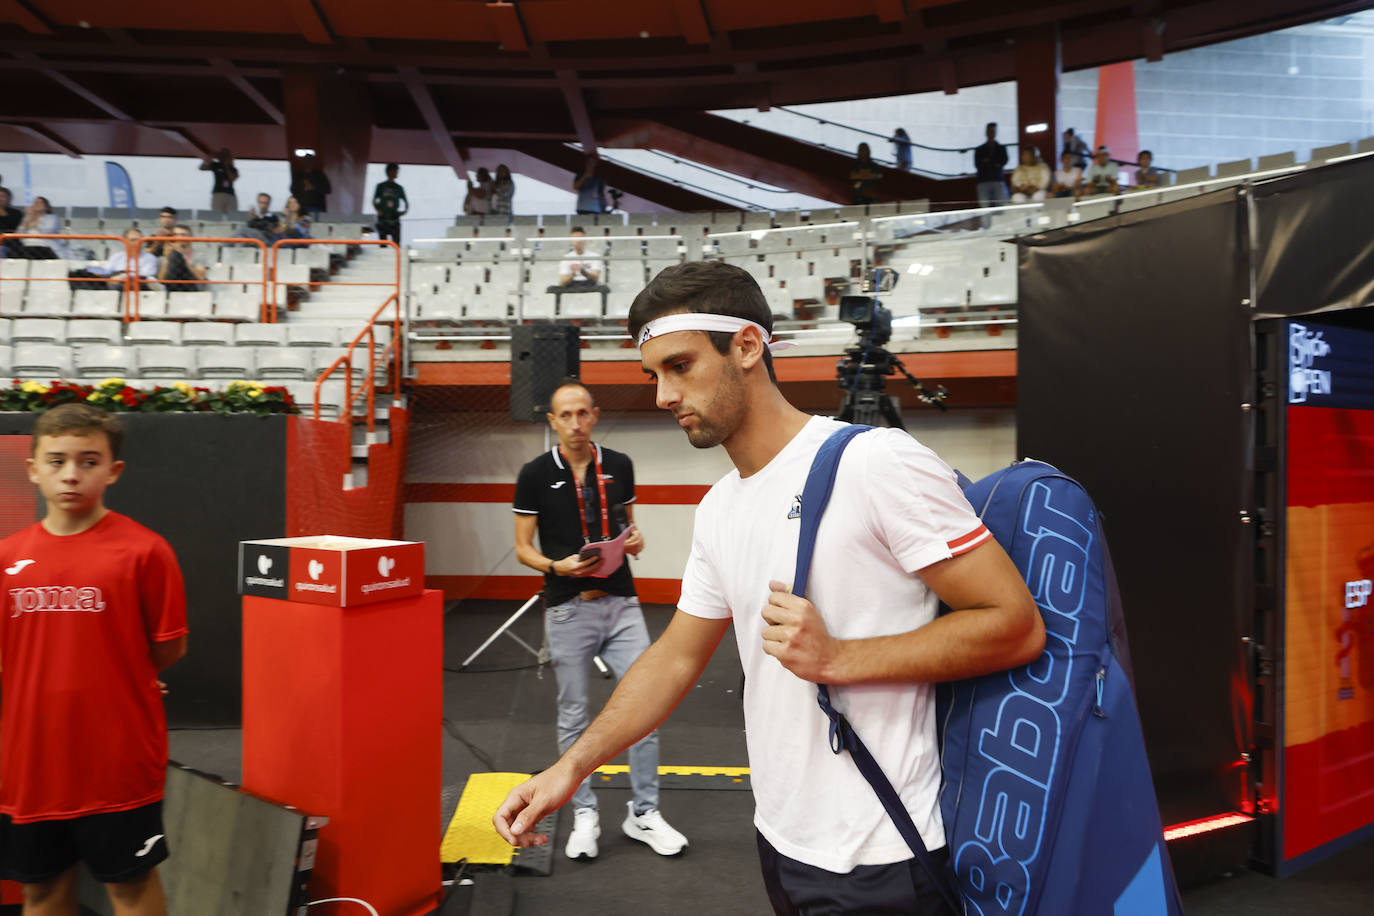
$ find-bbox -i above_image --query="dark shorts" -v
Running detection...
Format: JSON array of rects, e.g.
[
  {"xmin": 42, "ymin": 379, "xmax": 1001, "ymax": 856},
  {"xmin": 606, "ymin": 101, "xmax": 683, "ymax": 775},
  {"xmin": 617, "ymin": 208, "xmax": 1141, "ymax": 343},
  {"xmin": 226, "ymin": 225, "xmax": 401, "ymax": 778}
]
[
  {"xmin": 757, "ymin": 831, "xmax": 958, "ymax": 916},
  {"xmin": 0, "ymin": 800, "xmax": 168, "ymax": 885}
]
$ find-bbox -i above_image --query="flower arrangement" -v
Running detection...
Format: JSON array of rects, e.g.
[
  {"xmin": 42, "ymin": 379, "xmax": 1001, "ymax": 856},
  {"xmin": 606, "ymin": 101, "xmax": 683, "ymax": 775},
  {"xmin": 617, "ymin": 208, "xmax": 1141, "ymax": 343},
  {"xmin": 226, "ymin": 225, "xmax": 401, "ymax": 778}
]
[{"xmin": 0, "ymin": 378, "xmax": 296, "ymax": 415}]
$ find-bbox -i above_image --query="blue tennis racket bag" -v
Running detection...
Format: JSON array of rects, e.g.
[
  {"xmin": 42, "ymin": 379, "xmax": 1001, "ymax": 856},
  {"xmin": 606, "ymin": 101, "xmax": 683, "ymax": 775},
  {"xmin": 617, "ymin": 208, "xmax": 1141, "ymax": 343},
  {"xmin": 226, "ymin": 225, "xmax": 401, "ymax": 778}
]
[
  {"xmin": 940, "ymin": 459, "xmax": 1183, "ymax": 915},
  {"xmin": 798, "ymin": 430, "xmax": 1183, "ymax": 915}
]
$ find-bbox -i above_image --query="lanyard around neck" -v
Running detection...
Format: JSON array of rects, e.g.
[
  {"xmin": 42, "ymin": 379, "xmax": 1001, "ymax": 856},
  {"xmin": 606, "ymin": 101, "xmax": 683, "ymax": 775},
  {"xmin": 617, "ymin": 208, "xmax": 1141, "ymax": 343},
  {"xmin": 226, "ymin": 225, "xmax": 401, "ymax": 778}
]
[{"xmin": 559, "ymin": 446, "xmax": 609, "ymax": 544}]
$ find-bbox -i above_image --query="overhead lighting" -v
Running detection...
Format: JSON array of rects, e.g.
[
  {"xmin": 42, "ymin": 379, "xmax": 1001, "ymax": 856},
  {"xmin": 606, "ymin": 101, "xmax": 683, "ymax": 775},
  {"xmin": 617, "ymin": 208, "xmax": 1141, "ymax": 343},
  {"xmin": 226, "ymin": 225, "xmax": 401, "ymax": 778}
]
[
  {"xmin": 1026, "ymin": 123, "xmax": 1049, "ymax": 134},
  {"xmin": 293, "ymin": 148, "xmax": 316, "ymax": 157}
]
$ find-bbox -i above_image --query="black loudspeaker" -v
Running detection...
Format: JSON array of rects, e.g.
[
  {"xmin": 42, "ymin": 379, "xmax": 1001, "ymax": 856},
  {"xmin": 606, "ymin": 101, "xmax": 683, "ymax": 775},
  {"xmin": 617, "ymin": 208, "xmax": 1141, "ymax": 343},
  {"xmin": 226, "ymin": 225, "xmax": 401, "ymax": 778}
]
[{"xmin": 509, "ymin": 324, "xmax": 580, "ymax": 421}]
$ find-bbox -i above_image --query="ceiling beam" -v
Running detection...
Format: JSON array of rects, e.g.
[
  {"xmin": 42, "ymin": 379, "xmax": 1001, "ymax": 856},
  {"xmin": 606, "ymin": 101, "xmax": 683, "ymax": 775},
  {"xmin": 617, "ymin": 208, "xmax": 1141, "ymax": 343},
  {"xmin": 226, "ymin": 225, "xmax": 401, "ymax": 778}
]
[
  {"xmin": 399, "ymin": 66, "xmax": 470, "ymax": 178},
  {"xmin": 487, "ymin": 2, "xmax": 529, "ymax": 52},
  {"xmin": 287, "ymin": 0, "xmax": 335, "ymax": 45},
  {"xmin": 16, "ymin": 52, "xmax": 135, "ymax": 121},
  {"xmin": 556, "ymin": 70, "xmax": 598, "ymax": 154},
  {"xmin": 1, "ymin": 0, "xmax": 53, "ymax": 34},
  {"xmin": 211, "ymin": 58, "xmax": 286, "ymax": 125},
  {"xmin": 1, "ymin": 121, "xmax": 81, "ymax": 157},
  {"xmin": 148, "ymin": 124, "xmax": 213, "ymax": 157},
  {"xmin": 671, "ymin": 0, "xmax": 713, "ymax": 45},
  {"xmin": 874, "ymin": 0, "xmax": 908, "ymax": 23}
]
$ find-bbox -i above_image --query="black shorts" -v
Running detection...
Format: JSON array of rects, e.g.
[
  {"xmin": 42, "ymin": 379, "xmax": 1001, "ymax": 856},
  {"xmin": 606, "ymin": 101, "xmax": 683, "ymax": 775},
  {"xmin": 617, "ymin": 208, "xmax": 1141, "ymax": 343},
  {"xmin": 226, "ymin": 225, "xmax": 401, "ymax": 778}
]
[
  {"xmin": 0, "ymin": 801, "xmax": 168, "ymax": 885},
  {"xmin": 757, "ymin": 830, "xmax": 958, "ymax": 916}
]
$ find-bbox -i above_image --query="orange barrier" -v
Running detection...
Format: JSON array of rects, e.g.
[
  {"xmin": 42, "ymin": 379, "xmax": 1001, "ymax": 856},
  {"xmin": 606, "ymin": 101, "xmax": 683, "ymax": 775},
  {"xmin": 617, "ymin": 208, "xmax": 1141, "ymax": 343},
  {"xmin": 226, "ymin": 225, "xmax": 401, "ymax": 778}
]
[
  {"xmin": 135, "ymin": 235, "xmax": 269, "ymax": 322},
  {"xmin": 0, "ymin": 233, "xmax": 136, "ymax": 317},
  {"xmin": 272, "ymin": 239, "xmax": 403, "ymax": 426},
  {"xmin": 0, "ymin": 233, "xmax": 271, "ymax": 322}
]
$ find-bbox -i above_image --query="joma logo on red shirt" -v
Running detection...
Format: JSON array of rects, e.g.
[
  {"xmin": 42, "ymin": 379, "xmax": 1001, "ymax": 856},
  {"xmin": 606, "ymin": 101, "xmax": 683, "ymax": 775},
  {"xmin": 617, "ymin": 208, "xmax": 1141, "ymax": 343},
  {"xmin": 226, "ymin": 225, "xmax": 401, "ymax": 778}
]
[{"xmin": 8, "ymin": 586, "xmax": 106, "ymax": 618}]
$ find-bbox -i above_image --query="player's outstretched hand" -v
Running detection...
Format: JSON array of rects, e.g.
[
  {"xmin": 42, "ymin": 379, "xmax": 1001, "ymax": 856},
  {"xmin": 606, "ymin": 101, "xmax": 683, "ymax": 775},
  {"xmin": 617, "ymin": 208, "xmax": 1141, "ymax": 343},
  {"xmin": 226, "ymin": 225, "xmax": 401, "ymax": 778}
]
[
  {"xmin": 760, "ymin": 579, "xmax": 839, "ymax": 683},
  {"xmin": 493, "ymin": 766, "xmax": 580, "ymax": 847}
]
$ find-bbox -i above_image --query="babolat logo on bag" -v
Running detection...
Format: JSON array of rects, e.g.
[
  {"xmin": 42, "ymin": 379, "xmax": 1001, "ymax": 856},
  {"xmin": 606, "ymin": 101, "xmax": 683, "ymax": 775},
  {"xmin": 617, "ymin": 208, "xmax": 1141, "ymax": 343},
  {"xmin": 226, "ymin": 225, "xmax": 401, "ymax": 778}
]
[
  {"xmin": 942, "ymin": 461, "xmax": 1183, "ymax": 916},
  {"xmin": 240, "ymin": 544, "xmax": 289, "ymax": 598}
]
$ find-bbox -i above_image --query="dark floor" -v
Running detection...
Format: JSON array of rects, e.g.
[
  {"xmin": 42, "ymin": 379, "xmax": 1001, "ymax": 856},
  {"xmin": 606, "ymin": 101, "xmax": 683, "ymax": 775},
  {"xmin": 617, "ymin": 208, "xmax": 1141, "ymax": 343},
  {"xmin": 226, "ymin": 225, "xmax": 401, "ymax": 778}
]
[{"xmin": 147, "ymin": 600, "xmax": 1374, "ymax": 915}]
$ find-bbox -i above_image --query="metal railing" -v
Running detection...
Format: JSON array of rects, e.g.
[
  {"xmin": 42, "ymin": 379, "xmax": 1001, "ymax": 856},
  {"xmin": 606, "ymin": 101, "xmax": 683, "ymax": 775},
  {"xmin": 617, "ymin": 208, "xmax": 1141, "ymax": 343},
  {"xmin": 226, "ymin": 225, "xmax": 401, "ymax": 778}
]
[{"xmin": 272, "ymin": 239, "xmax": 403, "ymax": 426}]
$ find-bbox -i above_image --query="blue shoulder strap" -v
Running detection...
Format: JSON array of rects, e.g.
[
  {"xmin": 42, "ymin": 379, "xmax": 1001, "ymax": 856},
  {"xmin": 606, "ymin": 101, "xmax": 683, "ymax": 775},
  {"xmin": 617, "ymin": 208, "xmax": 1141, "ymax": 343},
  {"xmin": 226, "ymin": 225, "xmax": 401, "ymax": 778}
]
[{"xmin": 794, "ymin": 424, "xmax": 962, "ymax": 914}]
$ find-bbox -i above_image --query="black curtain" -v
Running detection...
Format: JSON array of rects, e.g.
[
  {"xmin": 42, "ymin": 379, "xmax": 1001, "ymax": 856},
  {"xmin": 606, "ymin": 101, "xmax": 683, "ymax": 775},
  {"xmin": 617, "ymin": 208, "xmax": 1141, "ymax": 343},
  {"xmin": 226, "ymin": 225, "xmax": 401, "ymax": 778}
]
[{"xmin": 1016, "ymin": 190, "xmax": 1252, "ymax": 823}]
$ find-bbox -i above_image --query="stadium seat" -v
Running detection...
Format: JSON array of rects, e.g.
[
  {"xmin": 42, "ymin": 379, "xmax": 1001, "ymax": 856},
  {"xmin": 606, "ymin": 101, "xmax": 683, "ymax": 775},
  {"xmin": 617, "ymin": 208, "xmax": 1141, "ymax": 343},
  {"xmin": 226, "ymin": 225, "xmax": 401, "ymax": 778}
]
[
  {"xmin": 22, "ymin": 284, "xmax": 72, "ymax": 317},
  {"xmin": 136, "ymin": 345, "xmax": 196, "ymax": 380},
  {"xmin": 70, "ymin": 289, "xmax": 122, "ymax": 319},
  {"xmin": 285, "ymin": 324, "xmax": 338, "ymax": 348},
  {"xmin": 165, "ymin": 292, "xmax": 215, "ymax": 319},
  {"xmin": 255, "ymin": 347, "xmax": 313, "ymax": 380},
  {"xmin": 215, "ymin": 293, "xmax": 262, "ymax": 322},
  {"xmin": 196, "ymin": 346, "xmax": 254, "ymax": 379},
  {"xmin": 133, "ymin": 289, "xmax": 168, "ymax": 319},
  {"xmin": 235, "ymin": 323, "xmax": 289, "ymax": 347},
  {"xmin": 1258, "ymin": 152, "xmax": 1297, "ymax": 171},
  {"xmin": 12, "ymin": 344, "xmax": 73, "ymax": 379},
  {"xmin": 1215, "ymin": 158, "xmax": 1253, "ymax": 178},
  {"xmin": 124, "ymin": 321, "xmax": 182, "ymax": 346},
  {"xmin": 181, "ymin": 323, "xmax": 235, "ymax": 347},
  {"xmin": 65, "ymin": 319, "xmax": 124, "ymax": 345},
  {"xmin": 1310, "ymin": 142, "xmax": 1353, "ymax": 164},
  {"xmin": 10, "ymin": 319, "xmax": 66, "ymax": 345},
  {"xmin": 75, "ymin": 345, "xmax": 136, "ymax": 379},
  {"xmin": 421, "ymin": 292, "xmax": 466, "ymax": 324},
  {"xmin": 0, "ymin": 260, "xmax": 28, "ymax": 309},
  {"xmin": 1174, "ymin": 166, "xmax": 1212, "ymax": 185}
]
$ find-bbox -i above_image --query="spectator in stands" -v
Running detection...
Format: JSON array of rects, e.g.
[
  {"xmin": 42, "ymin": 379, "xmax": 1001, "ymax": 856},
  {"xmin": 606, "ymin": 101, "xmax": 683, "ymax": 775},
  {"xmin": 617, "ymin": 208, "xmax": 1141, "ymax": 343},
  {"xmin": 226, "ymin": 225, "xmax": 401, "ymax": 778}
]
[
  {"xmin": 158, "ymin": 225, "xmax": 206, "ymax": 293},
  {"xmin": 373, "ymin": 163, "xmax": 408, "ymax": 245},
  {"xmin": 1134, "ymin": 150, "xmax": 1163, "ymax": 190},
  {"xmin": 558, "ymin": 227, "xmax": 603, "ymax": 287},
  {"xmin": 200, "ymin": 149, "xmax": 239, "ymax": 212},
  {"xmin": 1009, "ymin": 148, "xmax": 1051, "ymax": 202},
  {"xmin": 465, "ymin": 167, "xmax": 493, "ymax": 216},
  {"xmin": 849, "ymin": 143, "xmax": 882, "ymax": 205},
  {"xmin": 147, "ymin": 207, "xmax": 178, "ymax": 257},
  {"xmin": 974, "ymin": 122, "xmax": 1009, "ymax": 211},
  {"xmin": 573, "ymin": 158, "xmax": 606, "ymax": 215},
  {"xmin": 1050, "ymin": 150, "xmax": 1082, "ymax": 198},
  {"xmin": 277, "ymin": 196, "xmax": 311, "ymax": 240},
  {"xmin": 1078, "ymin": 146, "xmax": 1120, "ymax": 197},
  {"xmin": 1062, "ymin": 128, "xmax": 1090, "ymax": 169},
  {"xmin": 292, "ymin": 155, "xmax": 331, "ymax": 217},
  {"xmin": 892, "ymin": 128, "xmax": 913, "ymax": 172},
  {"xmin": 18, "ymin": 195, "xmax": 65, "ymax": 258},
  {"xmin": 240, "ymin": 193, "xmax": 280, "ymax": 244},
  {"xmin": 0, "ymin": 186, "xmax": 23, "ymax": 258},
  {"xmin": 491, "ymin": 164, "xmax": 516, "ymax": 219},
  {"xmin": 90, "ymin": 227, "xmax": 158, "ymax": 289}
]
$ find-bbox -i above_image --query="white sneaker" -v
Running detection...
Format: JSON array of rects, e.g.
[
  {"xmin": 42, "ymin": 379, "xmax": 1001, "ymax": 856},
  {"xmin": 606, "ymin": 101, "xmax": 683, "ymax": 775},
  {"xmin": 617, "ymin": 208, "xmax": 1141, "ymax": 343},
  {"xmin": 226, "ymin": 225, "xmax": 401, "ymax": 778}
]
[
  {"xmin": 565, "ymin": 807, "xmax": 600, "ymax": 860},
  {"xmin": 621, "ymin": 802, "xmax": 688, "ymax": 856}
]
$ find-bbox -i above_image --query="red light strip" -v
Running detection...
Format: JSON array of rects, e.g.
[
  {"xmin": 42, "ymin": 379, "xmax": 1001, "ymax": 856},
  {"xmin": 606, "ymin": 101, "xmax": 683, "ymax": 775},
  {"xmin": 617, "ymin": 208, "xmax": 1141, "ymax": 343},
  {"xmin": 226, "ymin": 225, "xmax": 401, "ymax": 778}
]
[{"xmin": 1163, "ymin": 813, "xmax": 1254, "ymax": 842}]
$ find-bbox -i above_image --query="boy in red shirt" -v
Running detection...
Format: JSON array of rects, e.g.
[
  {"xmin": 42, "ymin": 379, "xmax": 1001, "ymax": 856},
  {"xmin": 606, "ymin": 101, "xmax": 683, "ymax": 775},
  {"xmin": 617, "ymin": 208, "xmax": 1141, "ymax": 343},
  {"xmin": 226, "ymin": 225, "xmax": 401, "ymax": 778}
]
[{"xmin": 0, "ymin": 404, "xmax": 188, "ymax": 915}]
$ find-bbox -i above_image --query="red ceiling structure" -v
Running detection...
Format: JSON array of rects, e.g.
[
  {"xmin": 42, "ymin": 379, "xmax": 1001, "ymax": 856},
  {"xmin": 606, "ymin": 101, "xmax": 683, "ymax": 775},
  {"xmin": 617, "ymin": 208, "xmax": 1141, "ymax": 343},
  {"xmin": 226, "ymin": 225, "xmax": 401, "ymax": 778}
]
[{"xmin": 0, "ymin": 0, "xmax": 1367, "ymax": 209}]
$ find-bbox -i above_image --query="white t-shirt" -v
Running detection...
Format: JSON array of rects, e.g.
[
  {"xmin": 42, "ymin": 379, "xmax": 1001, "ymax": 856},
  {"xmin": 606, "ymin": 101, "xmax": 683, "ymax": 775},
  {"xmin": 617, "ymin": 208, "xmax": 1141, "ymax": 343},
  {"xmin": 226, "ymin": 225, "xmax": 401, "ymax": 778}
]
[
  {"xmin": 558, "ymin": 248, "xmax": 603, "ymax": 283},
  {"xmin": 678, "ymin": 416, "xmax": 990, "ymax": 873}
]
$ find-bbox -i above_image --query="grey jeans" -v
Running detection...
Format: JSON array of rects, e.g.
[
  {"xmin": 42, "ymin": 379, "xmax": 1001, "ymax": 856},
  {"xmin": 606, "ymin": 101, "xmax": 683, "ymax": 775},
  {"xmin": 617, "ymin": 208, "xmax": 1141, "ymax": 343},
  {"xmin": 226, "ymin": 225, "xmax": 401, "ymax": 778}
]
[{"xmin": 545, "ymin": 593, "xmax": 660, "ymax": 813}]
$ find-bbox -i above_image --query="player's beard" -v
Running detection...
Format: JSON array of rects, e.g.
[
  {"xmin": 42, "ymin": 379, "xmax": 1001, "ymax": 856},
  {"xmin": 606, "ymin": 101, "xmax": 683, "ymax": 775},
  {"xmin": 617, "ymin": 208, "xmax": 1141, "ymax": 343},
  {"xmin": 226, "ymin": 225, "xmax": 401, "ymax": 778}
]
[{"xmin": 683, "ymin": 359, "xmax": 746, "ymax": 449}]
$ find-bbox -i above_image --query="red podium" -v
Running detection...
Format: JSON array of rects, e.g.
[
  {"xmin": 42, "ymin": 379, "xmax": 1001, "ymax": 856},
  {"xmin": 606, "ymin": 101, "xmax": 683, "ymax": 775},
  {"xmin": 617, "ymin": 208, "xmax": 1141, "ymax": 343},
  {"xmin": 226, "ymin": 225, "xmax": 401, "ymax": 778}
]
[{"xmin": 241, "ymin": 587, "xmax": 443, "ymax": 916}]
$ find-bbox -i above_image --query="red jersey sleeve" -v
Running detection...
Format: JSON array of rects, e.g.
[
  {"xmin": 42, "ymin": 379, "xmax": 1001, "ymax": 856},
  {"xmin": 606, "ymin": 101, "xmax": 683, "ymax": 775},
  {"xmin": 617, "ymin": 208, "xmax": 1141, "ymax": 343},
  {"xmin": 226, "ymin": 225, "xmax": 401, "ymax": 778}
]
[{"xmin": 140, "ymin": 534, "xmax": 188, "ymax": 643}]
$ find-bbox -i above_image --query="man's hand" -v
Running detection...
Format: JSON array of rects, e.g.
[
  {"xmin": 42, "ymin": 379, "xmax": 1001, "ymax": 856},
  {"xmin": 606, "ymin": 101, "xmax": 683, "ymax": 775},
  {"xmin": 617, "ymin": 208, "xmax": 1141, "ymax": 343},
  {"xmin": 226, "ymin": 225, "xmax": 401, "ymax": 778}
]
[
  {"xmin": 760, "ymin": 580, "xmax": 840, "ymax": 683},
  {"xmin": 554, "ymin": 553, "xmax": 603, "ymax": 577},
  {"xmin": 624, "ymin": 526, "xmax": 644, "ymax": 557},
  {"xmin": 493, "ymin": 766, "xmax": 582, "ymax": 847}
]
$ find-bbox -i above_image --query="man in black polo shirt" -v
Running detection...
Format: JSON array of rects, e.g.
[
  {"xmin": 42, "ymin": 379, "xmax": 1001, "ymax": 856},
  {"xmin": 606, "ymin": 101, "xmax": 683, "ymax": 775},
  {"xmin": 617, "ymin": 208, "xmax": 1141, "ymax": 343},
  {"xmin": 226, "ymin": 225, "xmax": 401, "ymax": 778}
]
[{"xmin": 513, "ymin": 379, "xmax": 688, "ymax": 863}]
